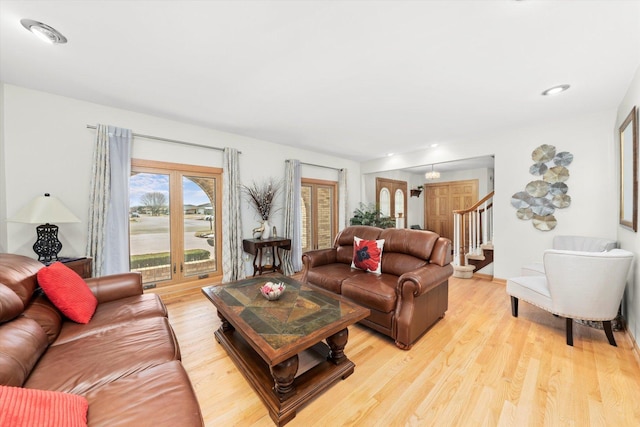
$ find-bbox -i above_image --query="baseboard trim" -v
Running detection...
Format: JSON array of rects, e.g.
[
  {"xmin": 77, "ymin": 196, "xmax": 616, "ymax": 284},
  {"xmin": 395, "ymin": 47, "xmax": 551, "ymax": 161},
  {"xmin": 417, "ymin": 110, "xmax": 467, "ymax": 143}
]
[
  {"xmin": 473, "ymin": 273, "xmax": 494, "ymax": 281},
  {"xmin": 492, "ymin": 277, "xmax": 507, "ymax": 285}
]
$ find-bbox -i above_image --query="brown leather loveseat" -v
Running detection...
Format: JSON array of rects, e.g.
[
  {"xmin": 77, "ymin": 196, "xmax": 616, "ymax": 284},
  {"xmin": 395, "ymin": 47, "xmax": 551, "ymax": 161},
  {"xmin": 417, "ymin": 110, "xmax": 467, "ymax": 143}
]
[
  {"xmin": 302, "ymin": 226, "xmax": 453, "ymax": 349},
  {"xmin": 0, "ymin": 253, "xmax": 203, "ymax": 426}
]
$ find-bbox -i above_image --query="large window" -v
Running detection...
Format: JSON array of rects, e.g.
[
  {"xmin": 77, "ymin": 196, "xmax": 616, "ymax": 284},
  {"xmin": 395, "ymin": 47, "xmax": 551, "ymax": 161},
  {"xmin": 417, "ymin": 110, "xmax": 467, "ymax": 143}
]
[
  {"xmin": 129, "ymin": 159, "xmax": 222, "ymax": 289},
  {"xmin": 301, "ymin": 179, "xmax": 338, "ymax": 252}
]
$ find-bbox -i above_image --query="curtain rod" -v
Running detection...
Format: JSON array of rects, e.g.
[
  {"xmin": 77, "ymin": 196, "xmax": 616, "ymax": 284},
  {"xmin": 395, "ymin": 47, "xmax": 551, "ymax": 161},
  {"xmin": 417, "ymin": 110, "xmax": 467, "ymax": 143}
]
[
  {"xmin": 86, "ymin": 125, "xmax": 241, "ymax": 154},
  {"xmin": 288, "ymin": 159, "xmax": 343, "ymax": 172}
]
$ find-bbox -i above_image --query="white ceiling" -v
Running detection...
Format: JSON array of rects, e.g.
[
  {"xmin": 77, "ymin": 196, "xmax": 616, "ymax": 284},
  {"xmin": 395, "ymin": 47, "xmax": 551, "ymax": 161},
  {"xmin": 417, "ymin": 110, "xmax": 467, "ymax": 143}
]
[{"xmin": 1, "ymin": 1, "xmax": 639, "ymax": 163}]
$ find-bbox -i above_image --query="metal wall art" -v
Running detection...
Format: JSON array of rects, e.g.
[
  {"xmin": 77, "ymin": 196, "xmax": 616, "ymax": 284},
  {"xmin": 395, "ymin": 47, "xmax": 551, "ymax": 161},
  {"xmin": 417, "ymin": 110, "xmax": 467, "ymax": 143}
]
[{"xmin": 511, "ymin": 144, "xmax": 573, "ymax": 231}]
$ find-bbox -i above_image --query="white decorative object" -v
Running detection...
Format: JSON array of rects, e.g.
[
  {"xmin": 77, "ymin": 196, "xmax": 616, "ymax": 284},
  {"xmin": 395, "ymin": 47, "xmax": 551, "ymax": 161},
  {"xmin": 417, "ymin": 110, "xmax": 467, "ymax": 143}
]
[
  {"xmin": 260, "ymin": 281, "xmax": 286, "ymax": 301},
  {"xmin": 261, "ymin": 220, "xmax": 271, "ymax": 239}
]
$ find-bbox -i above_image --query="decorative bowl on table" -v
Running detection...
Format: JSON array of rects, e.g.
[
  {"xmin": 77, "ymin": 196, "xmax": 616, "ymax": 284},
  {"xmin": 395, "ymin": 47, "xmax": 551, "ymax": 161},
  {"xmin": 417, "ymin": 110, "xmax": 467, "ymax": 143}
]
[{"xmin": 260, "ymin": 281, "xmax": 286, "ymax": 301}]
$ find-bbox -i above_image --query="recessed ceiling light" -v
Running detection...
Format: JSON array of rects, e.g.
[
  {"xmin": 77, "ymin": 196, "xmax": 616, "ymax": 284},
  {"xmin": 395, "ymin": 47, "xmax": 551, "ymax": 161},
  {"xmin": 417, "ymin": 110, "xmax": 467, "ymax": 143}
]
[
  {"xmin": 21, "ymin": 19, "xmax": 67, "ymax": 44},
  {"xmin": 430, "ymin": 143, "xmax": 439, "ymax": 148},
  {"xmin": 387, "ymin": 153, "xmax": 394, "ymax": 157},
  {"xmin": 541, "ymin": 84, "xmax": 570, "ymax": 96}
]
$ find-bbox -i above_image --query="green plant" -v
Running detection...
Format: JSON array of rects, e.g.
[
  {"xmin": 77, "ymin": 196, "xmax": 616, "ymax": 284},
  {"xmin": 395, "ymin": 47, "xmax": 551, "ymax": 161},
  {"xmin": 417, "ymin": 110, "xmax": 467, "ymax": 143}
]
[{"xmin": 349, "ymin": 203, "xmax": 396, "ymax": 228}]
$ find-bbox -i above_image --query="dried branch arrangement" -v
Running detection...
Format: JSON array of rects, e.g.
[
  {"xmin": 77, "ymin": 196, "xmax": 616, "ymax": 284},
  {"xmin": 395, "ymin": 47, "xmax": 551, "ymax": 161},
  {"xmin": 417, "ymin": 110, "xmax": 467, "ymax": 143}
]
[{"xmin": 241, "ymin": 178, "xmax": 281, "ymax": 221}]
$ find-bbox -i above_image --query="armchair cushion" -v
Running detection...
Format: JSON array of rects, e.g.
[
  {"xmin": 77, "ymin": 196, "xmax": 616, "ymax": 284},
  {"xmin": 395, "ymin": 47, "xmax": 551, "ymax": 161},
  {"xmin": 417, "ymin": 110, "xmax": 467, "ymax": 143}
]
[{"xmin": 342, "ymin": 273, "xmax": 397, "ymax": 313}]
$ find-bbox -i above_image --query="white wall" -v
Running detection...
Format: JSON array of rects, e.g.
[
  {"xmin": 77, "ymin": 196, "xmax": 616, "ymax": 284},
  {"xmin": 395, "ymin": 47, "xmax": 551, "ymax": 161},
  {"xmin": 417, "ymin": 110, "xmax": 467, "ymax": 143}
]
[
  {"xmin": 616, "ymin": 64, "xmax": 640, "ymax": 344},
  {"xmin": 1, "ymin": 84, "xmax": 361, "ymax": 276},
  {"xmin": 362, "ymin": 109, "xmax": 618, "ymax": 281}
]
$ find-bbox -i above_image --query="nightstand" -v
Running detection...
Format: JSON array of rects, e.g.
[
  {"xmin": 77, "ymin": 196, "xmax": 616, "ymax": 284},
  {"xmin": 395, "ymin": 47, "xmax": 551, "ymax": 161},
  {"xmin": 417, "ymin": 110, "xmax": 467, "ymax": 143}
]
[{"xmin": 44, "ymin": 257, "xmax": 93, "ymax": 279}]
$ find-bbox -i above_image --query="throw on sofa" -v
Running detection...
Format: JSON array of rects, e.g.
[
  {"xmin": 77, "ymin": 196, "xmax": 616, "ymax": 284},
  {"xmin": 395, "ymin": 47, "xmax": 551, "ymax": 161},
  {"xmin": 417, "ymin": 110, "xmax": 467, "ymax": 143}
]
[
  {"xmin": 0, "ymin": 253, "xmax": 203, "ymax": 426},
  {"xmin": 302, "ymin": 226, "xmax": 453, "ymax": 349}
]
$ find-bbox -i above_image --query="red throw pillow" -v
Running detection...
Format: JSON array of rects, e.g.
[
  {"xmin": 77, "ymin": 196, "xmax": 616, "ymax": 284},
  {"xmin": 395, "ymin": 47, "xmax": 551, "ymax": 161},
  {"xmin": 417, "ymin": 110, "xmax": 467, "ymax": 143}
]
[
  {"xmin": 351, "ymin": 236, "xmax": 385, "ymax": 274},
  {"xmin": 37, "ymin": 262, "xmax": 97, "ymax": 324},
  {"xmin": 0, "ymin": 385, "xmax": 88, "ymax": 427}
]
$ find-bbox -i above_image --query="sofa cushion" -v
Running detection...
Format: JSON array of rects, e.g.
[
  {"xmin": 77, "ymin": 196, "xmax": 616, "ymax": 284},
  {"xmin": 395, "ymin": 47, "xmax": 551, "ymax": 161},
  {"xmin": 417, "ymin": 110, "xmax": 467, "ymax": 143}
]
[
  {"xmin": 0, "ymin": 283, "xmax": 24, "ymax": 323},
  {"xmin": 83, "ymin": 361, "xmax": 203, "ymax": 427},
  {"xmin": 351, "ymin": 236, "xmax": 384, "ymax": 274},
  {"xmin": 306, "ymin": 264, "xmax": 363, "ymax": 294},
  {"xmin": 0, "ymin": 317, "xmax": 49, "ymax": 387},
  {"xmin": 380, "ymin": 253, "xmax": 428, "ymax": 277},
  {"xmin": 37, "ymin": 262, "xmax": 98, "ymax": 324},
  {"xmin": 334, "ymin": 226, "xmax": 382, "ymax": 264},
  {"xmin": 53, "ymin": 294, "xmax": 168, "ymax": 345},
  {"xmin": 0, "ymin": 254, "xmax": 43, "ymax": 307},
  {"xmin": 0, "ymin": 385, "xmax": 88, "ymax": 427},
  {"xmin": 24, "ymin": 316, "xmax": 181, "ymax": 394},
  {"xmin": 379, "ymin": 228, "xmax": 439, "ymax": 260},
  {"xmin": 342, "ymin": 273, "xmax": 398, "ymax": 313},
  {"xmin": 21, "ymin": 293, "xmax": 63, "ymax": 344}
]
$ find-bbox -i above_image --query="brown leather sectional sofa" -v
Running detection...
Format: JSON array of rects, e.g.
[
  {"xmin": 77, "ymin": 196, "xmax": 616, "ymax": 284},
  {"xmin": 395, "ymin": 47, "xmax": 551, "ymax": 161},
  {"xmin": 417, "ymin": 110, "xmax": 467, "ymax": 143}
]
[
  {"xmin": 302, "ymin": 226, "xmax": 454, "ymax": 349},
  {"xmin": 0, "ymin": 253, "xmax": 203, "ymax": 426}
]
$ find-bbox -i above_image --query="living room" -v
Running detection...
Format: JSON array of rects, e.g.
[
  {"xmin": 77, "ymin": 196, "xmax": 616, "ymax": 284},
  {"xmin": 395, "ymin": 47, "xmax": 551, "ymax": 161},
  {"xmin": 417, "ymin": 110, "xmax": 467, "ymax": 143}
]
[{"xmin": 2, "ymin": 1, "xmax": 640, "ymax": 425}]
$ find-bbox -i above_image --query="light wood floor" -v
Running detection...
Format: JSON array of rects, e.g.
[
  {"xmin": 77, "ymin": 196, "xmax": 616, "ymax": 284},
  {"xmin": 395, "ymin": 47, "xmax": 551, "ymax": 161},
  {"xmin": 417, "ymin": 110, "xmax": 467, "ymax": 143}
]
[{"xmin": 166, "ymin": 276, "xmax": 640, "ymax": 426}]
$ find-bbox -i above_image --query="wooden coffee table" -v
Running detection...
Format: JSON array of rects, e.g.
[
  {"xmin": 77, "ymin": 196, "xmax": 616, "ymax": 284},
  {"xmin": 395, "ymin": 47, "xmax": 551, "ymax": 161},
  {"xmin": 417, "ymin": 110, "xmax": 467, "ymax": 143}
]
[{"xmin": 201, "ymin": 275, "xmax": 369, "ymax": 426}]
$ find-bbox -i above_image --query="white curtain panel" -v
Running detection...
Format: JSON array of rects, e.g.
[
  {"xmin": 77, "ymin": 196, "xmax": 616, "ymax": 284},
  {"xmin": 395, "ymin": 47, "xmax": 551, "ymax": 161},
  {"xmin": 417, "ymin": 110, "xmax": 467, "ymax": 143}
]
[
  {"xmin": 282, "ymin": 159, "xmax": 302, "ymax": 275},
  {"xmin": 86, "ymin": 124, "xmax": 132, "ymax": 276},
  {"xmin": 339, "ymin": 168, "xmax": 348, "ymax": 229},
  {"xmin": 222, "ymin": 147, "xmax": 246, "ymax": 283}
]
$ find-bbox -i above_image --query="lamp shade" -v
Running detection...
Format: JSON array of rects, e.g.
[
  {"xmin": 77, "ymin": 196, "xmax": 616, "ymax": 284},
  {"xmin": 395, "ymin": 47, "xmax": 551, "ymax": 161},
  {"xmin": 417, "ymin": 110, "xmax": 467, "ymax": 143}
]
[{"xmin": 8, "ymin": 193, "xmax": 80, "ymax": 224}]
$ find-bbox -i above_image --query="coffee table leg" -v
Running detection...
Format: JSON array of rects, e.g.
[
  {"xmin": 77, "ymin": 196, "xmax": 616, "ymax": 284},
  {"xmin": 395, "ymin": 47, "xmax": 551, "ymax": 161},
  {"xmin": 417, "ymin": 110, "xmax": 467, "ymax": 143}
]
[
  {"xmin": 327, "ymin": 328, "xmax": 348, "ymax": 365},
  {"xmin": 270, "ymin": 355, "xmax": 299, "ymax": 401},
  {"xmin": 216, "ymin": 311, "xmax": 234, "ymax": 332}
]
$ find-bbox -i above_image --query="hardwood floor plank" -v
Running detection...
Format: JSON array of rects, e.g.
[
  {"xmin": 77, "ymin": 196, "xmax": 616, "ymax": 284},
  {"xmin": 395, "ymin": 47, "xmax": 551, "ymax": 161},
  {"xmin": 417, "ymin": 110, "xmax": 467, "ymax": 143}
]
[{"xmin": 165, "ymin": 277, "xmax": 640, "ymax": 426}]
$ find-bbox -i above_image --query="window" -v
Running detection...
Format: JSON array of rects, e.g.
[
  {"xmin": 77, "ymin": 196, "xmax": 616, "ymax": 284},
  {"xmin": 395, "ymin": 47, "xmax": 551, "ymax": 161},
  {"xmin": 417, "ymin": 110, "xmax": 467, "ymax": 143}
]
[
  {"xmin": 301, "ymin": 179, "xmax": 338, "ymax": 252},
  {"xmin": 129, "ymin": 159, "xmax": 222, "ymax": 289}
]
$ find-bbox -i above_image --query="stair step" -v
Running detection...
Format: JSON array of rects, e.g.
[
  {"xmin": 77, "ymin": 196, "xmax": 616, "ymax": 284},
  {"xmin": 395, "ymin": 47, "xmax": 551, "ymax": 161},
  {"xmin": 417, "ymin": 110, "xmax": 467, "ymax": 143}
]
[
  {"xmin": 481, "ymin": 243, "xmax": 494, "ymax": 251},
  {"xmin": 466, "ymin": 254, "xmax": 485, "ymax": 261}
]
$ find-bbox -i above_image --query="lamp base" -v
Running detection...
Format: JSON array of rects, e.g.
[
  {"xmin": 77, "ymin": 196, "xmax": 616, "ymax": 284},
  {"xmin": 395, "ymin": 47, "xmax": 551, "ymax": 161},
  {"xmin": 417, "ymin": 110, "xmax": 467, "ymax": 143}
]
[{"xmin": 33, "ymin": 223, "xmax": 62, "ymax": 263}]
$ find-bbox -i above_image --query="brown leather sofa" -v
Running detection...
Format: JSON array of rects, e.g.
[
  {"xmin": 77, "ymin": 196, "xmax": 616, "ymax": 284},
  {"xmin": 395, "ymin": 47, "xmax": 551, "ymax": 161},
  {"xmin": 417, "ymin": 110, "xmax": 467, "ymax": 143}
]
[
  {"xmin": 302, "ymin": 226, "xmax": 453, "ymax": 349},
  {"xmin": 0, "ymin": 253, "xmax": 203, "ymax": 426}
]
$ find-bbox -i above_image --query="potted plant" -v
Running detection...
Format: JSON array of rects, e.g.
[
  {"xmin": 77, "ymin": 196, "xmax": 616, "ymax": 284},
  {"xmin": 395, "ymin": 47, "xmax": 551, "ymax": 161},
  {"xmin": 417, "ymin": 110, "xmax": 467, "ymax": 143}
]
[{"xmin": 349, "ymin": 203, "xmax": 396, "ymax": 229}]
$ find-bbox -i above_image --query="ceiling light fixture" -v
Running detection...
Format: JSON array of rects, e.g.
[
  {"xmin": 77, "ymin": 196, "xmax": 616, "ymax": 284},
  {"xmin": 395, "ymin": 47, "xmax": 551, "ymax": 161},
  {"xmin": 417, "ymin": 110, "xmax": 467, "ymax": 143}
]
[
  {"xmin": 541, "ymin": 84, "xmax": 570, "ymax": 96},
  {"xmin": 430, "ymin": 143, "xmax": 439, "ymax": 148},
  {"xmin": 425, "ymin": 164, "xmax": 440, "ymax": 180},
  {"xmin": 21, "ymin": 19, "xmax": 67, "ymax": 44}
]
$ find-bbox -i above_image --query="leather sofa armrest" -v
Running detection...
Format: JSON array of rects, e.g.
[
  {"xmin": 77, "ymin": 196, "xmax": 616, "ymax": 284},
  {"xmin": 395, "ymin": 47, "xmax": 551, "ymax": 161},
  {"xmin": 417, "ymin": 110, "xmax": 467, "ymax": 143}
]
[
  {"xmin": 85, "ymin": 272, "xmax": 143, "ymax": 303},
  {"xmin": 429, "ymin": 237, "xmax": 452, "ymax": 267},
  {"xmin": 397, "ymin": 264, "xmax": 454, "ymax": 297},
  {"xmin": 301, "ymin": 249, "xmax": 337, "ymax": 281}
]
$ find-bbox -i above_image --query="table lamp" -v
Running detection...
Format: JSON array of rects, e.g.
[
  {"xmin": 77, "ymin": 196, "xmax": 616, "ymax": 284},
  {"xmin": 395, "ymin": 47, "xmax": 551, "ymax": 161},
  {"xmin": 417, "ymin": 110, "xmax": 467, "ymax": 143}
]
[{"xmin": 8, "ymin": 193, "xmax": 80, "ymax": 263}]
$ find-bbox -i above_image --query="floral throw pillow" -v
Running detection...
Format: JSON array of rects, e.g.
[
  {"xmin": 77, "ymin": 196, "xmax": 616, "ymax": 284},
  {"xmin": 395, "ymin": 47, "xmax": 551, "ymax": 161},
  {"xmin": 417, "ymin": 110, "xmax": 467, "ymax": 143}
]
[{"xmin": 351, "ymin": 236, "xmax": 385, "ymax": 274}]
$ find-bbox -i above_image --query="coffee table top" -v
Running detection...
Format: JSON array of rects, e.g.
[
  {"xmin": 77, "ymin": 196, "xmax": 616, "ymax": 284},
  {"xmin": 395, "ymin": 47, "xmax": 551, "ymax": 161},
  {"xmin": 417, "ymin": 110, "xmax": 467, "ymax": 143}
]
[{"xmin": 202, "ymin": 275, "xmax": 369, "ymax": 364}]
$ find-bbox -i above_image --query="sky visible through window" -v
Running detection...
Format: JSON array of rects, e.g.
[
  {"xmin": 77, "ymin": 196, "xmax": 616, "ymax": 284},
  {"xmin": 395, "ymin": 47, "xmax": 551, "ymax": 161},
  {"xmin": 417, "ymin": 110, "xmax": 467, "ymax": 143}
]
[{"xmin": 130, "ymin": 174, "xmax": 209, "ymax": 207}]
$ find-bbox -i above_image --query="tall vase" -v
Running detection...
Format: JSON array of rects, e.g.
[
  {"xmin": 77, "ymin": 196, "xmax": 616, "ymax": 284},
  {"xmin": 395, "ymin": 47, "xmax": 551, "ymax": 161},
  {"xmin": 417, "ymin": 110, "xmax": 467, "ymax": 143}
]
[{"xmin": 261, "ymin": 220, "xmax": 271, "ymax": 239}]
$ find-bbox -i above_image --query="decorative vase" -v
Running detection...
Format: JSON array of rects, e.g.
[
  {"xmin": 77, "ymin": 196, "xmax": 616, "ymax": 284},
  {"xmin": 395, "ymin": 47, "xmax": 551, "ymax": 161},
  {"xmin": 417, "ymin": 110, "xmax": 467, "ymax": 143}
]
[{"xmin": 261, "ymin": 220, "xmax": 271, "ymax": 239}]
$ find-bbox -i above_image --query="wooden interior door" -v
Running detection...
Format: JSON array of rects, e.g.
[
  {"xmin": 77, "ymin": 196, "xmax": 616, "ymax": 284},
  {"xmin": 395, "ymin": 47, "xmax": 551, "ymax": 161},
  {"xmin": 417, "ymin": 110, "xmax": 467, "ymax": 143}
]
[
  {"xmin": 424, "ymin": 179, "xmax": 478, "ymax": 241},
  {"xmin": 425, "ymin": 185, "xmax": 450, "ymax": 238},
  {"xmin": 375, "ymin": 178, "xmax": 407, "ymax": 226}
]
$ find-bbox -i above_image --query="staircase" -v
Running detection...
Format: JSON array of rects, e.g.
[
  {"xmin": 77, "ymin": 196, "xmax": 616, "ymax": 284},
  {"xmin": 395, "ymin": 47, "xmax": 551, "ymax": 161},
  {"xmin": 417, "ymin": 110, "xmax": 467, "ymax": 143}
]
[{"xmin": 452, "ymin": 191, "xmax": 494, "ymax": 279}]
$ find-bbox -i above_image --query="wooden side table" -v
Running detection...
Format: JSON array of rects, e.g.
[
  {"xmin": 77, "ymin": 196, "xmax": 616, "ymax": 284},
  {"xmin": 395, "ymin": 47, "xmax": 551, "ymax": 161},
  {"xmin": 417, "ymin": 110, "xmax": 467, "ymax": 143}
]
[
  {"xmin": 44, "ymin": 257, "xmax": 93, "ymax": 279},
  {"xmin": 242, "ymin": 238, "xmax": 291, "ymax": 276}
]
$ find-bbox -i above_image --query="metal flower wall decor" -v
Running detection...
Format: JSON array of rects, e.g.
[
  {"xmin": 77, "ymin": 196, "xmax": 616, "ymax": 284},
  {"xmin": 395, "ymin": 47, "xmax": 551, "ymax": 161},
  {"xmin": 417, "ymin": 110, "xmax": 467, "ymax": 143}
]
[{"xmin": 511, "ymin": 144, "xmax": 573, "ymax": 231}]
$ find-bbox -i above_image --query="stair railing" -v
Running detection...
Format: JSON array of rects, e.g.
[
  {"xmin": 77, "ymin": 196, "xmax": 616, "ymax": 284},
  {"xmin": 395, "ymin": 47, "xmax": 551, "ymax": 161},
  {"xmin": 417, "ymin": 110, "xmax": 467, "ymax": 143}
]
[{"xmin": 452, "ymin": 191, "xmax": 494, "ymax": 266}]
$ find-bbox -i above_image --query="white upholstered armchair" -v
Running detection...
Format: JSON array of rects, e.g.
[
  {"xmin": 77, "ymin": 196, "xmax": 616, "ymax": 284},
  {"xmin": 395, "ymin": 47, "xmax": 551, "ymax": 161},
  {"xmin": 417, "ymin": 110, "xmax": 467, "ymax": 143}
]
[
  {"xmin": 507, "ymin": 248, "xmax": 633, "ymax": 346},
  {"xmin": 521, "ymin": 235, "xmax": 617, "ymax": 276}
]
